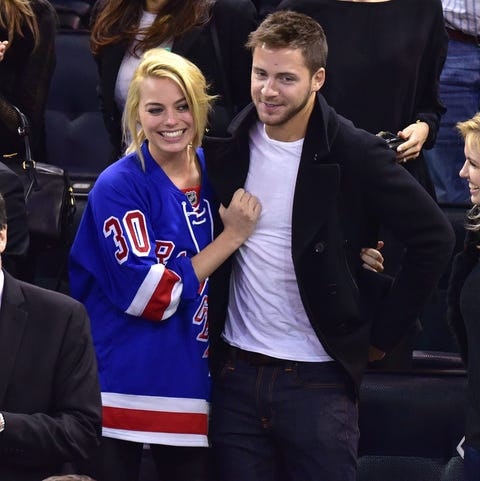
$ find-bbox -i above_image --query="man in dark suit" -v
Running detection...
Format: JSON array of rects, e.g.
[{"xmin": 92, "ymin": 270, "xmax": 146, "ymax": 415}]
[
  {"xmin": 203, "ymin": 10, "xmax": 456, "ymax": 481},
  {"xmin": 0, "ymin": 193, "xmax": 101, "ymax": 481},
  {"xmin": 0, "ymin": 161, "xmax": 30, "ymax": 280}
]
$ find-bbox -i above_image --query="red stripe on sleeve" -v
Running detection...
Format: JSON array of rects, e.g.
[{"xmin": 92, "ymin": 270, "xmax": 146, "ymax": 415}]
[{"xmin": 142, "ymin": 270, "xmax": 181, "ymax": 320}]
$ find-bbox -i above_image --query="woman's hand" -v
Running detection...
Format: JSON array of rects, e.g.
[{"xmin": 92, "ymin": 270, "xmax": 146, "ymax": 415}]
[
  {"xmin": 360, "ymin": 241, "xmax": 384, "ymax": 272},
  {"xmin": 0, "ymin": 41, "xmax": 8, "ymax": 62},
  {"xmin": 395, "ymin": 121, "xmax": 429, "ymax": 163},
  {"xmin": 191, "ymin": 188, "xmax": 261, "ymax": 283},
  {"xmin": 219, "ymin": 188, "xmax": 262, "ymax": 248}
]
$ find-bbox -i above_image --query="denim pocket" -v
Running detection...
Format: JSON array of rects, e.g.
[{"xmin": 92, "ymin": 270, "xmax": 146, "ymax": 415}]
[{"xmin": 216, "ymin": 357, "xmax": 236, "ymax": 382}]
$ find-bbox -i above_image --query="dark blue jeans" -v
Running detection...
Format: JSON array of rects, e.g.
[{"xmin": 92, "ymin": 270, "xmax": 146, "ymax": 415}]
[
  {"xmin": 209, "ymin": 353, "xmax": 359, "ymax": 481},
  {"xmin": 424, "ymin": 39, "xmax": 480, "ymax": 204}
]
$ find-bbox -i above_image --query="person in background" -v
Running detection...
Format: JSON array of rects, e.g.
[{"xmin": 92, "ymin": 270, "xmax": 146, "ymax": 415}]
[
  {"xmin": 203, "ymin": 11, "xmax": 455, "ymax": 481},
  {"xmin": 447, "ymin": 113, "xmax": 480, "ymax": 480},
  {"xmin": 425, "ymin": 0, "xmax": 480, "ymax": 205},
  {"xmin": 90, "ymin": 0, "xmax": 257, "ymax": 162},
  {"xmin": 69, "ymin": 48, "xmax": 261, "ymax": 481},
  {"xmin": 0, "ymin": 162, "xmax": 29, "ymax": 281},
  {"xmin": 0, "ymin": 190, "xmax": 101, "ymax": 481},
  {"xmin": 253, "ymin": 0, "xmax": 282, "ymax": 19},
  {"xmin": 277, "ymin": 0, "xmax": 447, "ymax": 199},
  {"xmin": 0, "ymin": 0, "xmax": 56, "ymax": 164}
]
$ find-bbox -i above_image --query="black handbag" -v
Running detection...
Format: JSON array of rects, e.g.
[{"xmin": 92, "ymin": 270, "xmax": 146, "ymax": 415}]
[{"xmin": 3, "ymin": 106, "xmax": 76, "ymax": 247}]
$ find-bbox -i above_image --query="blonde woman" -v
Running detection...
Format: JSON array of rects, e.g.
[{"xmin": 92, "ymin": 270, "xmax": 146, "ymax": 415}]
[
  {"xmin": 0, "ymin": 0, "xmax": 56, "ymax": 163},
  {"xmin": 69, "ymin": 48, "xmax": 261, "ymax": 481},
  {"xmin": 448, "ymin": 113, "xmax": 480, "ymax": 481}
]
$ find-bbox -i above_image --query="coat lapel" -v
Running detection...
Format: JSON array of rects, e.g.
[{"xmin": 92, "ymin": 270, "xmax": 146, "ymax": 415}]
[
  {"xmin": 292, "ymin": 97, "xmax": 341, "ymax": 255},
  {"xmin": 293, "ymin": 161, "xmax": 340, "ymax": 255},
  {"xmin": 204, "ymin": 105, "xmax": 256, "ymax": 206},
  {"xmin": 0, "ymin": 272, "xmax": 27, "ymax": 406}
]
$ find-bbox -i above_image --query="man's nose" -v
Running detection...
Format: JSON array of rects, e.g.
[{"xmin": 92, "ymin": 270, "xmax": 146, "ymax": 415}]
[{"xmin": 261, "ymin": 78, "xmax": 278, "ymax": 96}]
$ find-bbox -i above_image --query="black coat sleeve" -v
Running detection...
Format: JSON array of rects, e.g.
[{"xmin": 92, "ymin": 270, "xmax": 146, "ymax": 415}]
[{"xmin": 356, "ymin": 133, "xmax": 455, "ymax": 350}]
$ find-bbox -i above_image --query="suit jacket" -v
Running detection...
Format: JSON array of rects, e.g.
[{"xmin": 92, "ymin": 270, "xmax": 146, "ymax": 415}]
[
  {"xmin": 91, "ymin": 0, "xmax": 257, "ymax": 160},
  {"xmin": 203, "ymin": 95, "xmax": 455, "ymax": 394},
  {"xmin": 0, "ymin": 162, "xmax": 30, "ymax": 281},
  {"xmin": 0, "ymin": 271, "xmax": 101, "ymax": 481}
]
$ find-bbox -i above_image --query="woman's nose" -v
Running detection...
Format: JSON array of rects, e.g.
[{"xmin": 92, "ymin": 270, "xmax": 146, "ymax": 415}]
[{"xmin": 459, "ymin": 159, "xmax": 469, "ymax": 179}]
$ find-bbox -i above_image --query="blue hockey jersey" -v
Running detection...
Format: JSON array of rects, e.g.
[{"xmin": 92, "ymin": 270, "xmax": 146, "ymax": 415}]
[{"xmin": 69, "ymin": 142, "xmax": 215, "ymax": 446}]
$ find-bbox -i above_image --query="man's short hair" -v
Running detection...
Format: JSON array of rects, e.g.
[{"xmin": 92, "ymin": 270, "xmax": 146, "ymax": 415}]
[{"xmin": 246, "ymin": 10, "xmax": 328, "ymax": 75}]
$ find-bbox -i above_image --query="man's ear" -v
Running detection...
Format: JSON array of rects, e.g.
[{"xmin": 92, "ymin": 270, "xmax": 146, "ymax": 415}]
[{"xmin": 311, "ymin": 67, "xmax": 326, "ymax": 93}]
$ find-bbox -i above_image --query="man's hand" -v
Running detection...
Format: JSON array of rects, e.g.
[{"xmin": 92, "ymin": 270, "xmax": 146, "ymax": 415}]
[{"xmin": 360, "ymin": 241, "xmax": 384, "ymax": 272}]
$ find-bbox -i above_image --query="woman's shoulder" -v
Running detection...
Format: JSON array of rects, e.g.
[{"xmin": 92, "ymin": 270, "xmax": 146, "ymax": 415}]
[
  {"xmin": 31, "ymin": 0, "xmax": 56, "ymax": 17},
  {"xmin": 95, "ymin": 152, "xmax": 145, "ymax": 189}
]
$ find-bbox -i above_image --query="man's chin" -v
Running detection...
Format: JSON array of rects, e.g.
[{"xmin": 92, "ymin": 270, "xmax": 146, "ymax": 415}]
[{"xmin": 258, "ymin": 113, "xmax": 285, "ymax": 127}]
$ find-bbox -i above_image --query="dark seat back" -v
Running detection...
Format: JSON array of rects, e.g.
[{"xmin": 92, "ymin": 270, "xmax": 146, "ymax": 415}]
[
  {"xmin": 358, "ymin": 369, "xmax": 467, "ymax": 481},
  {"xmin": 45, "ymin": 30, "xmax": 110, "ymax": 181}
]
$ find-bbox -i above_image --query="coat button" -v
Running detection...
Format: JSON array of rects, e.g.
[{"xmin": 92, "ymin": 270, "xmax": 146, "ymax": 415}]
[
  {"xmin": 338, "ymin": 322, "xmax": 348, "ymax": 333},
  {"xmin": 327, "ymin": 283, "xmax": 337, "ymax": 295},
  {"xmin": 314, "ymin": 242, "xmax": 325, "ymax": 253}
]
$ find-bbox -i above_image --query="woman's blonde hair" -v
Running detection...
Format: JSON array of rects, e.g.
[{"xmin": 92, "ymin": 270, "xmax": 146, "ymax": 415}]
[
  {"xmin": 457, "ymin": 113, "xmax": 480, "ymax": 232},
  {"xmin": 0, "ymin": 0, "xmax": 39, "ymax": 48},
  {"xmin": 123, "ymin": 48, "xmax": 216, "ymax": 170}
]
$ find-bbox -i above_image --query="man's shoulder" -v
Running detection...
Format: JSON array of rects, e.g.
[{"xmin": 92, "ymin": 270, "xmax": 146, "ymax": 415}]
[
  {"xmin": 314, "ymin": 96, "xmax": 385, "ymax": 155},
  {"xmin": 6, "ymin": 273, "xmax": 86, "ymax": 317}
]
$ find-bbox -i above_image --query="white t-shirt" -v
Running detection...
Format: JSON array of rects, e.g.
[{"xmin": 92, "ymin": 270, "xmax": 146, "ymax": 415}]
[{"xmin": 223, "ymin": 122, "xmax": 333, "ymax": 362}]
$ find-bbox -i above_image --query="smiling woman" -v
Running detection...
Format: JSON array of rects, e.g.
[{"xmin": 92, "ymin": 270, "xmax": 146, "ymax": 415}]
[
  {"xmin": 68, "ymin": 49, "xmax": 261, "ymax": 481},
  {"xmin": 448, "ymin": 112, "xmax": 480, "ymax": 481},
  {"xmin": 459, "ymin": 115, "xmax": 480, "ymax": 207}
]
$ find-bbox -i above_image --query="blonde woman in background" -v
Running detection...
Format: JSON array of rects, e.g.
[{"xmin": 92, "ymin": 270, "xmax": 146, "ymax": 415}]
[{"xmin": 448, "ymin": 112, "xmax": 480, "ymax": 481}]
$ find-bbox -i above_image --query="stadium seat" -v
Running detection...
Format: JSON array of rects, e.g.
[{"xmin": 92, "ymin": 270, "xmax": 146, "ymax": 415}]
[
  {"xmin": 358, "ymin": 368, "xmax": 467, "ymax": 481},
  {"xmin": 45, "ymin": 30, "xmax": 110, "ymax": 191}
]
